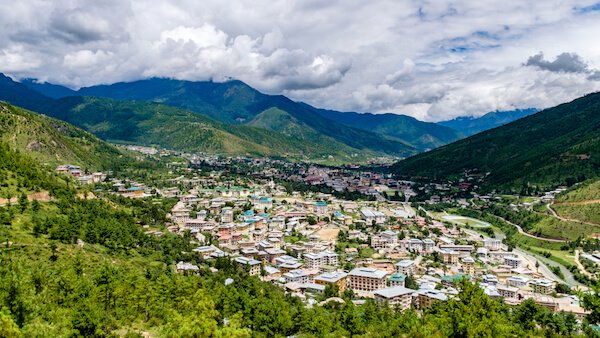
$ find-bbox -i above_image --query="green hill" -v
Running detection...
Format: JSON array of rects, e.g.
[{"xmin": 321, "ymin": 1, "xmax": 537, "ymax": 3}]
[
  {"xmin": 75, "ymin": 78, "xmax": 416, "ymax": 157},
  {"xmin": 438, "ymin": 109, "xmax": 538, "ymax": 137},
  {"xmin": 391, "ymin": 92, "xmax": 600, "ymax": 191},
  {"xmin": 46, "ymin": 96, "xmax": 378, "ymax": 163},
  {"xmin": 0, "ymin": 101, "xmax": 130, "ymax": 171}
]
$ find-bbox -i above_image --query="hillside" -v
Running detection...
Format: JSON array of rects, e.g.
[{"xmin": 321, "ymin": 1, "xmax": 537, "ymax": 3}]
[
  {"xmin": 438, "ymin": 109, "xmax": 538, "ymax": 136},
  {"xmin": 0, "ymin": 101, "xmax": 131, "ymax": 171},
  {"xmin": 311, "ymin": 107, "xmax": 461, "ymax": 150},
  {"xmin": 77, "ymin": 78, "xmax": 416, "ymax": 157},
  {"xmin": 391, "ymin": 92, "xmax": 600, "ymax": 191},
  {"xmin": 46, "ymin": 96, "xmax": 380, "ymax": 162},
  {"xmin": 1, "ymin": 74, "xmax": 414, "ymax": 161}
]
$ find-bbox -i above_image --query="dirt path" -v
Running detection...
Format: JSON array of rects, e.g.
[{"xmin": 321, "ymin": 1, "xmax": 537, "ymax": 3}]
[
  {"xmin": 574, "ymin": 250, "xmax": 594, "ymax": 279},
  {"xmin": 492, "ymin": 214, "xmax": 568, "ymax": 243},
  {"xmin": 547, "ymin": 203, "xmax": 600, "ymax": 227},
  {"xmin": 0, "ymin": 191, "xmax": 53, "ymax": 206},
  {"xmin": 555, "ymin": 199, "xmax": 600, "ymax": 205}
]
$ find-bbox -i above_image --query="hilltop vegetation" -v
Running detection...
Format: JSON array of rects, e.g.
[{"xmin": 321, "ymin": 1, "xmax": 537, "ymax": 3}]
[
  {"xmin": 392, "ymin": 92, "xmax": 600, "ymax": 191},
  {"xmin": 438, "ymin": 109, "xmax": 538, "ymax": 136},
  {"xmin": 0, "ymin": 102, "xmax": 132, "ymax": 171}
]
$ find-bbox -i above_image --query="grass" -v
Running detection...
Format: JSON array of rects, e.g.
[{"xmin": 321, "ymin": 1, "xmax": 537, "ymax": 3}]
[{"xmin": 553, "ymin": 203, "xmax": 600, "ymax": 225}]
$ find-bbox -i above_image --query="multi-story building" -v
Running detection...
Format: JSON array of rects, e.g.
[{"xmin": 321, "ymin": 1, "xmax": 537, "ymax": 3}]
[
  {"xmin": 441, "ymin": 249, "xmax": 460, "ymax": 265},
  {"xmin": 395, "ymin": 260, "xmax": 415, "ymax": 276},
  {"xmin": 234, "ymin": 256, "xmax": 262, "ymax": 276},
  {"xmin": 221, "ymin": 207, "xmax": 234, "ymax": 223},
  {"xmin": 506, "ymin": 276, "xmax": 529, "ymax": 288},
  {"xmin": 422, "ymin": 239, "xmax": 435, "ymax": 254},
  {"xmin": 371, "ymin": 230, "xmax": 398, "ymax": 249},
  {"xmin": 314, "ymin": 272, "xmax": 348, "ymax": 292},
  {"xmin": 415, "ymin": 289, "xmax": 448, "ymax": 310},
  {"xmin": 314, "ymin": 201, "xmax": 328, "ymax": 216},
  {"xmin": 283, "ymin": 269, "xmax": 312, "ymax": 284},
  {"xmin": 303, "ymin": 251, "xmax": 339, "ymax": 269},
  {"xmin": 388, "ymin": 272, "xmax": 406, "ymax": 287},
  {"xmin": 348, "ymin": 267, "xmax": 388, "ymax": 291},
  {"xmin": 361, "ymin": 208, "xmax": 387, "ymax": 225},
  {"xmin": 504, "ymin": 255, "xmax": 522, "ymax": 269},
  {"xmin": 484, "ymin": 238, "xmax": 502, "ymax": 251},
  {"xmin": 497, "ymin": 285, "xmax": 519, "ymax": 299},
  {"xmin": 461, "ymin": 256, "xmax": 475, "ymax": 275},
  {"xmin": 373, "ymin": 286, "xmax": 415, "ymax": 311},
  {"xmin": 530, "ymin": 279, "xmax": 554, "ymax": 295}
]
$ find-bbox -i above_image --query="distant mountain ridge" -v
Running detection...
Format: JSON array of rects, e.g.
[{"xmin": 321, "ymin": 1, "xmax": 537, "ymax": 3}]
[
  {"xmin": 438, "ymin": 109, "xmax": 538, "ymax": 136},
  {"xmin": 310, "ymin": 106, "xmax": 462, "ymax": 150},
  {"xmin": 391, "ymin": 92, "xmax": 600, "ymax": 191},
  {"xmin": 16, "ymin": 76, "xmax": 462, "ymax": 151}
]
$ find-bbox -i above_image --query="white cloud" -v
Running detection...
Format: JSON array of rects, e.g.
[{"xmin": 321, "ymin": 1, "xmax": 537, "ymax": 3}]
[{"xmin": 1, "ymin": 0, "xmax": 600, "ymax": 120}]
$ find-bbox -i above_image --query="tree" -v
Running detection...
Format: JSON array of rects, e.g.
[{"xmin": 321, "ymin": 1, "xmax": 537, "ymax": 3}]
[
  {"xmin": 323, "ymin": 284, "xmax": 340, "ymax": 299},
  {"xmin": 18, "ymin": 194, "xmax": 28, "ymax": 213},
  {"xmin": 581, "ymin": 279, "xmax": 600, "ymax": 325},
  {"xmin": 0, "ymin": 308, "xmax": 21, "ymax": 338}
]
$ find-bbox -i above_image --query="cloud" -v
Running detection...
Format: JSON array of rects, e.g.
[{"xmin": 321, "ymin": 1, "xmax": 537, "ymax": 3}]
[
  {"xmin": 525, "ymin": 52, "xmax": 589, "ymax": 73},
  {"xmin": 1, "ymin": 0, "xmax": 600, "ymax": 120}
]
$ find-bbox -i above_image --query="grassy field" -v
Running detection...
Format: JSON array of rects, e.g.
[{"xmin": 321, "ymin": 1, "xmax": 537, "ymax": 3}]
[
  {"xmin": 530, "ymin": 216, "xmax": 598, "ymax": 241},
  {"xmin": 441, "ymin": 214, "xmax": 491, "ymax": 227},
  {"xmin": 557, "ymin": 180, "xmax": 600, "ymax": 202}
]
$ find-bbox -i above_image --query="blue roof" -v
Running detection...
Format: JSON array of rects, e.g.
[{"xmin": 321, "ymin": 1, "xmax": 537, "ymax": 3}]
[
  {"xmin": 316, "ymin": 201, "xmax": 327, "ymax": 206},
  {"xmin": 127, "ymin": 187, "xmax": 144, "ymax": 191},
  {"xmin": 243, "ymin": 210, "xmax": 255, "ymax": 216}
]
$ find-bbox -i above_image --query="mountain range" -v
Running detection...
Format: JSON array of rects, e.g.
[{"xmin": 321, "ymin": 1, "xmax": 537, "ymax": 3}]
[
  {"xmin": 391, "ymin": 92, "xmax": 600, "ymax": 191},
  {"xmin": 2, "ymin": 73, "xmax": 541, "ymax": 165},
  {"xmin": 438, "ymin": 108, "xmax": 538, "ymax": 136}
]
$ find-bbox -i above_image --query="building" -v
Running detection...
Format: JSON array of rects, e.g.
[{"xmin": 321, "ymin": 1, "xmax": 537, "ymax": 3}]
[
  {"xmin": 348, "ymin": 267, "xmax": 388, "ymax": 291},
  {"xmin": 314, "ymin": 272, "xmax": 348, "ymax": 292},
  {"xmin": 371, "ymin": 230, "xmax": 398, "ymax": 249},
  {"xmin": 497, "ymin": 285, "xmax": 519, "ymax": 299},
  {"xmin": 314, "ymin": 201, "xmax": 328, "ymax": 216},
  {"xmin": 441, "ymin": 249, "xmax": 460, "ymax": 265},
  {"xmin": 283, "ymin": 269, "xmax": 312, "ymax": 284},
  {"xmin": 506, "ymin": 276, "xmax": 529, "ymax": 288},
  {"xmin": 221, "ymin": 207, "xmax": 234, "ymax": 223},
  {"xmin": 234, "ymin": 256, "xmax": 262, "ymax": 276},
  {"xmin": 303, "ymin": 251, "xmax": 339, "ymax": 269},
  {"xmin": 361, "ymin": 208, "xmax": 387, "ymax": 225},
  {"xmin": 530, "ymin": 279, "xmax": 554, "ymax": 295},
  {"xmin": 415, "ymin": 289, "xmax": 448, "ymax": 309},
  {"xmin": 388, "ymin": 272, "xmax": 406, "ymax": 287},
  {"xmin": 461, "ymin": 256, "xmax": 475, "ymax": 275},
  {"xmin": 484, "ymin": 238, "xmax": 502, "ymax": 251},
  {"xmin": 395, "ymin": 260, "xmax": 415, "ymax": 276},
  {"xmin": 374, "ymin": 286, "xmax": 415, "ymax": 311},
  {"xmin": 504, "ymin": 256, "xmax": 522, "ymax": 269},
  {"xmin": 422, "ymin": 239, "xmax": 435, "ymax": 254}
]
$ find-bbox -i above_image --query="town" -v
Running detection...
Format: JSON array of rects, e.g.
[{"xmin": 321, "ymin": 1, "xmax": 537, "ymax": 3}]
[{"xmin": 56, "ymin": 146, "xmax": 598, "ymax": 322}]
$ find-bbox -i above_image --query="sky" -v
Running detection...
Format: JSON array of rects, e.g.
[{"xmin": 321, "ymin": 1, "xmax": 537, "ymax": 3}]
[{"xmin": 1, "ymin": 1, "xmax": 600, "ymax": 121}]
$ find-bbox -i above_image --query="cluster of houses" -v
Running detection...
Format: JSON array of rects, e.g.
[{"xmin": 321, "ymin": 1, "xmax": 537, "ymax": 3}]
[{"xmin": 55, "ymin": 165, "xmax": 106, "ymax": 185}]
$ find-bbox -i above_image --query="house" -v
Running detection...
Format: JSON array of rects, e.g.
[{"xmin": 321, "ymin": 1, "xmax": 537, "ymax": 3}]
[
  {"xmin": 461, "ymin": 256, "xmax": 475, "ymax": 275},
  {"xmin": 374, "ymin": 286, "xmax": 416, "ymax": 311},
  {"xmin": 221, "ymin": 207, "xmax": 234, "ymax": 223},
  {"xmin": 314, "ymin": 201, "xmax": 328, "ymax": 216},
  {"xmin": 175, "ymin": 261, "xmax": 199, "ymax": 274},
  {"xmin": 441, "ymin": 249, "xmax": 460, "ymax": 265},
  {"xmin": 497, "ymin": 284, "xmax": 519, "ymax": 299},
  {"xmin": 415, "ymin": 289, "xmax": 448, "ymax": 309},
  {"xmin": 347, "ymin": 267, "xmax": 388, "ymax": 291},
  {"xmin": 371, "ymin": 230, "xmax": 397, "ymax": 249},
  {"xmin": 506, "ymin": 276, "xmax": 529, "ymax": 288}
]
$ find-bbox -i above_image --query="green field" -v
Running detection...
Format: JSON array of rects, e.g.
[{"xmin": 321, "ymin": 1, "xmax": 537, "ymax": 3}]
[{"xmin": 441, "ymin": 215, "xmax": 491, "ymax": 227}]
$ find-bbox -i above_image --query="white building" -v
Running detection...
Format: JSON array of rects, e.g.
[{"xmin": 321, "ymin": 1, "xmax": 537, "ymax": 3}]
[
  {"xmin": 348, "ymin": 267, "xmax": 388, "ymax": 291},
  {"xmin": 504, "ymin": 256, "xmax": 522, "ymax": 269},
  {"xmin": 373, "ymin": 286, "xmax": 415, "ymax": 311},
  {"xmin": 361, "ymin": 208, "xmax": 387, "ymax": 225},
  {"xmin": 484, "ymin": 238, "xmax": 502, "ymax": 251},
  {"xmin": 395, "ymin": 260, "xmax": 415, "ymax": 276},
  {"xmin": 303, "ymin": 251, "xmax": 339, "ymax": 269}
]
